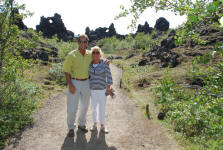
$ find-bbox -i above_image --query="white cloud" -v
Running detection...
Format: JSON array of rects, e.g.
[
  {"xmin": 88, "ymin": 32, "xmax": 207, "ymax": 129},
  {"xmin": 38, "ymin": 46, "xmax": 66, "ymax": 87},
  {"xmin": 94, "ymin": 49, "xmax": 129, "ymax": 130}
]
[{"xmin": 18, "ymin": 0, "xmax": 186, "ymax": 34}]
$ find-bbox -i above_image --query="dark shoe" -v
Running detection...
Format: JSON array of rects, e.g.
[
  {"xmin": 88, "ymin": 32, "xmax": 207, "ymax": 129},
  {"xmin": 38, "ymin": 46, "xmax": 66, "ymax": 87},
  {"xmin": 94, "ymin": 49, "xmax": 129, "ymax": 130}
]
[
  {"xmin": 68, "ymin": 129, "xmax": 74, "ymax": 137},
  {"xmin": 78, "ymin": 125, "xmax": 88, "ymax": 133}
]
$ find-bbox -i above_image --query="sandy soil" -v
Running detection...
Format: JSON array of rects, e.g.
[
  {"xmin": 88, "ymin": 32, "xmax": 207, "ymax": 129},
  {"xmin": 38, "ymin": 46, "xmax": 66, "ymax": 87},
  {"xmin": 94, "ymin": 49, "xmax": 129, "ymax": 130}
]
[{"xmin": 4, "ymin": 65, "xmax": 181, "ymax": 150}]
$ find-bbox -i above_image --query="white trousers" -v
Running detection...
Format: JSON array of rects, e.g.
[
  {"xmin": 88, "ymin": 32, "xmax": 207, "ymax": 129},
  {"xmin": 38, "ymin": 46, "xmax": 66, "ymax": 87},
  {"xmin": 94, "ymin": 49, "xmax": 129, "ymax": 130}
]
[
  {"xmin": 67, "ymin": 79, "xmax": 90, "ymax": 129},
  {"xmin": 90, "ymin": 89, "xmax": 107, "ymax": 124}
]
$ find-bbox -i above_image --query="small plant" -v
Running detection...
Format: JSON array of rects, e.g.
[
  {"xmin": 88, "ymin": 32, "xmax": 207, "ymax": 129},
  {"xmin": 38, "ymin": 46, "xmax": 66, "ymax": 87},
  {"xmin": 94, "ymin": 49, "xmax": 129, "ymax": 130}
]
[{"xmin": 48, "ymin": 63, "xmax": 66, "ymax": 85}]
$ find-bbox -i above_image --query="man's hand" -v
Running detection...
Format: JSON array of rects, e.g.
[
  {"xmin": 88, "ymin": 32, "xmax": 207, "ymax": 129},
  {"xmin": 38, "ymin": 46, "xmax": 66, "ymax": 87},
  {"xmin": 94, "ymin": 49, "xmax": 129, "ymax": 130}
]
[
  {"xmin": 69, "ymin": 84, "xmax": 76, "ymax": 94},
  {"xmin": 65, "ymin": 72, "xmax": 76, "ymax": 94},
  {"xmin": 105, "ymin": 59, "xmax": 110, "ymax": 66}
]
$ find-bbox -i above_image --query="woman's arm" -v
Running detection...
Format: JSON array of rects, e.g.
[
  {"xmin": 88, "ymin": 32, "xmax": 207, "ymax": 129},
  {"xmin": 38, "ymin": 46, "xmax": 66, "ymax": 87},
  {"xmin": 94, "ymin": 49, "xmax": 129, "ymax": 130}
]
[{"xmin": 105, "ymin": 65, "xmax": 113, "ymax": 86}]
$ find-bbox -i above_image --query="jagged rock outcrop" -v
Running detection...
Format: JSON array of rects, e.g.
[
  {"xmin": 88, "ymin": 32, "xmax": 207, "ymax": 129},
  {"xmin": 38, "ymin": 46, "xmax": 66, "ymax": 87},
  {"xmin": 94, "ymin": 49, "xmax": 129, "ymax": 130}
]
[
  {"xmin": 36, "ymin": 13, "xmax": 74, "ymax": 41},
  {"xmin": 155, "ymin": 17, "xmax": 170, "ymax": 32},
  {"xmin": 136, "ymin": 21, "xmax": 153, "ymax": 34},
  {"xmin": 85, "ymin": 23, "xmax": 126, "ymax": 42}
]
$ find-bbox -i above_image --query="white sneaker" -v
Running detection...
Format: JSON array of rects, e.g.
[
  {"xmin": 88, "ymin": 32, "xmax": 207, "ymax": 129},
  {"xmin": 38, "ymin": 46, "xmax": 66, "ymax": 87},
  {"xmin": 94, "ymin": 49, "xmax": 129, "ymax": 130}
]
[
  {"xmin": 90, "ymin": 124, "xmax": 97, "ymax": 131},
  {"xmin": 101, "ymin": 126, "xmax": 109, "ymax": 134}
]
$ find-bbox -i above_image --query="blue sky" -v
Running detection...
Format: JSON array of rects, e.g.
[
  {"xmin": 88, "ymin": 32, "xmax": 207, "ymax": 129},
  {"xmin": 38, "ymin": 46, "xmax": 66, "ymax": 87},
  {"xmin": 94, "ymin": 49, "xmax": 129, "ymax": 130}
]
[{"xmin": 18, "ymin": 0, "xmax": 187, "ymax": 34}]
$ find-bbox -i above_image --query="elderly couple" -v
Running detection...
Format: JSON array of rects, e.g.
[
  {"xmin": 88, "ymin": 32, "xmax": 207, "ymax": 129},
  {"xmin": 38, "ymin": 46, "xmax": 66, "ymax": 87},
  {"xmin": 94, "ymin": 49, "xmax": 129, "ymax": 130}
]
[{"xmin": 63, "ymin": 34, "xmax": 113, "ymax": 137}]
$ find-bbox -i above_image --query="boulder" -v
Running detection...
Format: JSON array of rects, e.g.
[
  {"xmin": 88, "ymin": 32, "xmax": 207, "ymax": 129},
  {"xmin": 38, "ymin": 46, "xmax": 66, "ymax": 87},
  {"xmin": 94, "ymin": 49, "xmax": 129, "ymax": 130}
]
[
  {"xmin": 168, "ymin": 30, "xmax": 176, "ymax": 37},
  {"xmin": 141, "ymin": 45, "xmax": 179, "ymax": 68},
  {"xmin": 114, "ymin": 56, "xmax": 123, "ymax": 59},
  {"xmin": 158, "ymin": 112, "xmax": 166, "ymax": 120},
  {"xmin": 155, "ymin": 17, "xmax": 170, "ymax": 32},
  {"xmin": 36, "ymin": 49, "xmax": 49, "ymax": 61},
  {"xmin": 21, "ymin": 41, "xmax": 58, "ymax": 62},
  {"xmin": 125, "ymin": 54, "xmax": 135, "ymax": 60},
  {"xmin": 161, "ymin": 36, "xmax": 176, "ymax": 50},
  {"xmin": 138, "ymin": 59, "xmax": 148, "ymax": 66}
]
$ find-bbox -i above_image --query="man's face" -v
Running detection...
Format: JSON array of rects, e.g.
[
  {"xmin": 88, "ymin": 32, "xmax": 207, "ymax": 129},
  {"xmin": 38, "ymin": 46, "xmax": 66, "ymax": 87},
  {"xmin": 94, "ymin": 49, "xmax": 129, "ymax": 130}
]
[{"xmin": 78, "ymin": 37, "xmax": 88, "ymax": 50}]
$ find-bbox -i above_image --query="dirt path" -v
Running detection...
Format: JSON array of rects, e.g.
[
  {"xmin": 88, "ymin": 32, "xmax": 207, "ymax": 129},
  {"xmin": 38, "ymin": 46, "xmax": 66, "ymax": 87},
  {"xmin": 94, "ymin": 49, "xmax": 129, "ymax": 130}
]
[{"xmin": 4, "ymin": 65, "xmax": 181, "ymax": 150}]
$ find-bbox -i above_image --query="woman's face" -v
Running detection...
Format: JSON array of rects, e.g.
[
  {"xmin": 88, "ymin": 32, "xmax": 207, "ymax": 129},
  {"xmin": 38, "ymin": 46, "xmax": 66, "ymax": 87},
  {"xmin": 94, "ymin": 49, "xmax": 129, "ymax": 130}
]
[{"xmin": 92, "ymin": 50, "xmax": 101, "ymax": 61}]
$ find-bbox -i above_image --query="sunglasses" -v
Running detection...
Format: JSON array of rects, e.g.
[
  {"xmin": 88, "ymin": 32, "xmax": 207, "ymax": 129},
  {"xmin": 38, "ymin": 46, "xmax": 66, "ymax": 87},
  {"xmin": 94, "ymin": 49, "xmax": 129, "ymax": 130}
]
[
  {"xmin": 92, "ymin": 51, "xmax": 100, "ymax": 55},
  {"xmin": 78, "ymin": 40, "xmax": 88, "ymax": 44}
]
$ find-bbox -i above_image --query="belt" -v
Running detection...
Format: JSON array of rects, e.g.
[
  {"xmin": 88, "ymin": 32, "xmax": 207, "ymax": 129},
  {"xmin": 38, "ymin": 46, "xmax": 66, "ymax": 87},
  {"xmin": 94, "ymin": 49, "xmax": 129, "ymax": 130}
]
[{"xmin": 72, "ymin": 78, "xmax": 88, "ymax": 81}]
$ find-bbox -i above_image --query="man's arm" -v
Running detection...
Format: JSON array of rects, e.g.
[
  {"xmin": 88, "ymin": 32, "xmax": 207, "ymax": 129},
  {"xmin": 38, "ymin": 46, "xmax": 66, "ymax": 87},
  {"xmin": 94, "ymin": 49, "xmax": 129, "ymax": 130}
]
[{"xmin": 65, "ymin": 72, "xmax": 75, "ymax": 94}]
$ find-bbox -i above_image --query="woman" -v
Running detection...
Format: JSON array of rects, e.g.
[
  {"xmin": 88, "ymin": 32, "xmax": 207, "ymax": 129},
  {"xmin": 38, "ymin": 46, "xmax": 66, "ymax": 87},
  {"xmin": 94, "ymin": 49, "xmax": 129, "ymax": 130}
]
[{"xmin": 89, "ymin": 46, "xmax": 113, "ymax": 133}]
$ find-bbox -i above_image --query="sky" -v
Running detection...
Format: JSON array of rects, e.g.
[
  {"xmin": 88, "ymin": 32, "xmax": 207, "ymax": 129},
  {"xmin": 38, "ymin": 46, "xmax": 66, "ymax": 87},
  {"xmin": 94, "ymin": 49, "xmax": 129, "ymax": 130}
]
[{"xmin": 18, "ymin": 0, "xmax": 187, "ymax": 35}]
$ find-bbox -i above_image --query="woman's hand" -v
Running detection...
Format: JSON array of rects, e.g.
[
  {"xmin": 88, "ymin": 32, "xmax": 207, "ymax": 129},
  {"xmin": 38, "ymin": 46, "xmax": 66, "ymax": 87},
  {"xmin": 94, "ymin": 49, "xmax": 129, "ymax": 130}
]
[
  {"xmin": 106, "ymin": 85, "xmax": 111, "ymax": 95},
  {"xmin": 69, "ymin": 84, "xmax": 76, "ymax": 94},
  {"xmin": 105, "ymin": 59, "xmax": 110, "ymax": 66}
]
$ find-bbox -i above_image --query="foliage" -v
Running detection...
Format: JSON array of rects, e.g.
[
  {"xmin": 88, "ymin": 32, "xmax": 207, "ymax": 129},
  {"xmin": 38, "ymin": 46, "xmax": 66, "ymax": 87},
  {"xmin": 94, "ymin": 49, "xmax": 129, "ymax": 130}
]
[
  {"xmin": 97, "ymin": 32, "xmax": 165, "ymax": 53},
  {"xmin": 0, "ymin": 79, "xmax": 39, "ymax": 149},
  {"xmin": 116, "ymin": 0, "xmax": 222, "ymax": 29},
  {"xmin": 0, "ymin": 0, "xmax": 40, "ymax": 148},
  {"xmin": 154, "ymin": 44, "xmax": 223, "ymax": 149},
  {"xmin": 48, "ymin": 63, "xmax": 66, "ymax": 85}
]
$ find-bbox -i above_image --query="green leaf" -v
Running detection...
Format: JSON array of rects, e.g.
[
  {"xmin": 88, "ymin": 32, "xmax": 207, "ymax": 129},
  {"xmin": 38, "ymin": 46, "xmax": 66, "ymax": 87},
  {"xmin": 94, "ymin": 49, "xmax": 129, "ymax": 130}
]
[{"xmin": 188, "ymin": 15, "xmax": 198, "ymax": 23}]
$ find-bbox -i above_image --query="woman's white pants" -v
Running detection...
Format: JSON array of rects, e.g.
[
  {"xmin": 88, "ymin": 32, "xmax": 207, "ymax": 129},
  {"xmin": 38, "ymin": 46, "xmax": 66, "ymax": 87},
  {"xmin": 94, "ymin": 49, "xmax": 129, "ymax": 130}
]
[{"xmin": 90, "ymin": 89, "xmax": 107, "ymax": 124}]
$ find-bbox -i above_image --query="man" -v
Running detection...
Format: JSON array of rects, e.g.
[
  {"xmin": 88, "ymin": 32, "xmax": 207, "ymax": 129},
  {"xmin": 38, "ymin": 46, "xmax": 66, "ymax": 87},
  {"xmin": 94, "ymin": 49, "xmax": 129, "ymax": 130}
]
[
  {"xmin": 63, "ymin": 34, "xmax": 92, "ymax": 137},
  {"xmin": 63, "ymin": 34, "xmax": 109, "ymax": 137}
]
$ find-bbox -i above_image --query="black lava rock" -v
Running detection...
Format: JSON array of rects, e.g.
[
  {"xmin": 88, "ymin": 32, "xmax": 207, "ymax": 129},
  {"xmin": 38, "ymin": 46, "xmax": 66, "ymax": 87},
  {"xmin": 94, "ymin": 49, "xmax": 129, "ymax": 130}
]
[
  {"xmin": 155, "ymin": 17, "xmax": 170, "ymax": 32},
  {"xmin": 158, "ymin": 112, "xmax": 166, "ymax": 120},
  {"xmin": 36, "ymin": 13, "xmax": 74, "ymax": 41}
]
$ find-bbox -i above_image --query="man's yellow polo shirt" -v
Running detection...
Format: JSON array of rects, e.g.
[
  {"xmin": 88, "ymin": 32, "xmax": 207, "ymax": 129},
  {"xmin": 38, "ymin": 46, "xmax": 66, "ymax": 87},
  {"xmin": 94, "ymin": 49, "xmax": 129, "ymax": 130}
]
[{"xmin": 63, "ymin": 50, "xmax": 92, "ymax": 79}]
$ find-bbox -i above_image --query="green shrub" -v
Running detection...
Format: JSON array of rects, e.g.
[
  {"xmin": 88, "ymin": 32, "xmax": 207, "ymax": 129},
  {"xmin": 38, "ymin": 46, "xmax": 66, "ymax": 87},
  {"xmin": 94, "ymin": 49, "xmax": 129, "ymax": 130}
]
[
  {"xmin": 0, "ymin": 79, "xmax": 39, "ymax": 148},
  {"xmin": 133, "ymin": 33, "xmax": 159, "ymax": 50},
  {"xmin": 154, "ymin": 63, "xmax": 223, "ymax": 149},
  {"xmin": 97, "ymin": 32, "xmax": 167, "ymax": 53},
  {"xmin": 97, "ymin": 37, "xmax": 121, "ymax": 53},
  {"xmin": 48, "ymin": 63, "xmax": 66, "ymax": 85}
]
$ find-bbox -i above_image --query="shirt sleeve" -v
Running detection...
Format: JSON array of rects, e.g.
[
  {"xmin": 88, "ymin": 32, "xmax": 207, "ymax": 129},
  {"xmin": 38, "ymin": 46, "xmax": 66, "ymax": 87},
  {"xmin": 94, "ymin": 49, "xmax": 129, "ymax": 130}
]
[
  {"xmin": 105, "ymin": 64, "xmax": 113, "ymax": 85},
  {"xmin": 63, "ymin": 54, "xmax": 73, "ymax": 73}
]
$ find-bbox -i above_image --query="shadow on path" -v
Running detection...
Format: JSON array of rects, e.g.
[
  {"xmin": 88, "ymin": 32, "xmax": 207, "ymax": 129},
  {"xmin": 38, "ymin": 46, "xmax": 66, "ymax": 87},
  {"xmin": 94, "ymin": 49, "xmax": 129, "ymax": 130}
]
[{"xmin": 61, "ymin": 129, "xmax": 116, "ymax": 150}]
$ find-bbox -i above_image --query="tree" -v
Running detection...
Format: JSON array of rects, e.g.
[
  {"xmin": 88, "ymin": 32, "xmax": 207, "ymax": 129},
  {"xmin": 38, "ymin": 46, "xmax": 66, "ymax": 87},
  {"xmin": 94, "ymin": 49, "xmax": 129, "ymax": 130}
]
[
  {"xmin": 116, "ymin": 0, "xmax": 222, "ymax": 29},
  {"xmin": 0, "ymin": 0, "xmax": 36, "ymax": 79}
]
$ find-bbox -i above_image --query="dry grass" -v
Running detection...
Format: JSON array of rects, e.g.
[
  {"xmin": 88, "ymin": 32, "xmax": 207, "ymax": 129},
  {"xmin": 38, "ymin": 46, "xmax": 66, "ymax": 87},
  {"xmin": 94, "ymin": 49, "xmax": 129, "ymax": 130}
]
[{"xmin": 25, "ymin": 63, "xmax": 65, "ymax": 104}]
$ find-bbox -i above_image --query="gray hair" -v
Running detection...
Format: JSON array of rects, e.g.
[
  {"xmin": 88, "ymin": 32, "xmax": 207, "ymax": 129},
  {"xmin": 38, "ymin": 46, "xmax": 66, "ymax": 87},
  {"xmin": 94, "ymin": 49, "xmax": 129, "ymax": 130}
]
[{"xmin": 78, "ymin": 34, "xmax": 89, "ymax": 41}]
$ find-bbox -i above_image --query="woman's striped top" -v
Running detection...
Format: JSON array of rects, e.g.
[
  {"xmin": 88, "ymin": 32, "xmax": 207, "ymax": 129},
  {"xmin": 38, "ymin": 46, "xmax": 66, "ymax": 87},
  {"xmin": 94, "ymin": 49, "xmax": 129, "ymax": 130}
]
[{"xmin": 89, "ymin": 60, "xmax": 113, "ymax": 90}]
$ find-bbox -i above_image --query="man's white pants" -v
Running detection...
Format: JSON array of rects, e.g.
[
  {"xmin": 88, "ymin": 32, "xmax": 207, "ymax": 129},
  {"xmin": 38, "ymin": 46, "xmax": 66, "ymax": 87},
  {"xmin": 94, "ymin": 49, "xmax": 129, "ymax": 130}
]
[
  {"xmin": 67, "ymin": 79, "xmax": 90, "ymax": 129},
  {"xmin": 90, "ymin": 89, "xmax": 107, "ymax": 124}
]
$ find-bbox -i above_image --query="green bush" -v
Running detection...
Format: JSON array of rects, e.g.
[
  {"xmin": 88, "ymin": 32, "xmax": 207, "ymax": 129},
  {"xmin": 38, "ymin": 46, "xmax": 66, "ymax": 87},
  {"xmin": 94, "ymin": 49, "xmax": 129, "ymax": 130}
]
[
  {"xmin": 0, "ymin": 79, "xmax": 39, "ymax": 148},
  {"xmin": 97, "ymin": 37, "xmax": 121, "ymax": 53},
  {"xmin": 154, "ymin": 62, "xmax": 223, "ymax": 149},
  {"xmin": 48, "ymin": 63, "xmax": 66, "ymax": 85},
  {"xmin": 132, "ymin": 33, "xmax": 158, "ymax": 50},
  {"xmin": 97, "ymin": 32, "xmax": 167, "ymax": 53}
]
